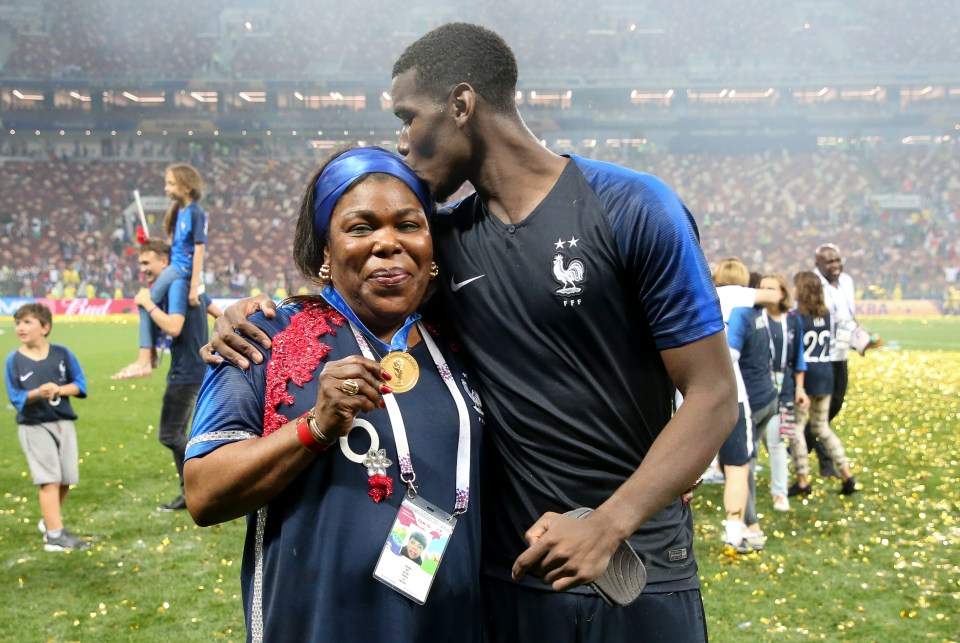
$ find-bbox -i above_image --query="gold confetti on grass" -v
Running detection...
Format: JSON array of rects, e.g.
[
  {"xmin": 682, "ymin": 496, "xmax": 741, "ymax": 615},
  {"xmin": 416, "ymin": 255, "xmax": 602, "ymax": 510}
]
[{"xmin": 695, "ymin": 350, "xmax": 960, "ymax": 641}]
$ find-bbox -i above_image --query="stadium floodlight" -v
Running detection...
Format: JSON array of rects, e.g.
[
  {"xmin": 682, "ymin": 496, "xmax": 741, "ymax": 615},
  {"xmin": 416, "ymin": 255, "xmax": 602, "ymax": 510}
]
[
  {"xmin": 191, "ymin": 91, "xmax": 218, "ymax": 103},
  {"xmin": 122, "ymin": 92, "xmax": 164, "ymax": 103},
  {"xmin": 841, "ymin": 88, "xmax": 880, "ymax": 98},
  {"xmin": 239, "ymin": 91, "xmax": 267, "ymax": 102},
  {"xmin": 69, "ymin": 91, "xmax": 91, "ymax": 102},
  {"xmin": 13, "ymin": 90, "xmax": 43, "ymax": 100}
]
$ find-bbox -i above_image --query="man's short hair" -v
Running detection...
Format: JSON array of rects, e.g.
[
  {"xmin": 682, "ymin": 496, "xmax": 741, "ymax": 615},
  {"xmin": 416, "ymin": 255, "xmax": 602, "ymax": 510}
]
[
  {"xmin": 392, "ymin": 22, "xmax": 518, "ymax": 112},
  {"xmin": 816, "ymin": 243, "xmax": 841, "ymax": 259},
  {"xmin": 139, "ymin": 238, "xmax": 171, "ymax": 259},
  {"xmin": 14, "ymin": 302, "xmax": 53, "ymax": 335}
]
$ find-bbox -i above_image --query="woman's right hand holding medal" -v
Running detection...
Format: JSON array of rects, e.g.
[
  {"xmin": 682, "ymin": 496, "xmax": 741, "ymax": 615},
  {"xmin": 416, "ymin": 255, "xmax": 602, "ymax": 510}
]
[{"xmin": 311, "ymin": 356, "xmax": 393, "ymax": 443}]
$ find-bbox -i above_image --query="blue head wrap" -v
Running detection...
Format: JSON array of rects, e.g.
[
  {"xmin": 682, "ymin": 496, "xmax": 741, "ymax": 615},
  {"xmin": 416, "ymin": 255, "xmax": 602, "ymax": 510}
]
[{"xmin": 312, "ymin": 147, "xmax": 432, "ymax": 237}]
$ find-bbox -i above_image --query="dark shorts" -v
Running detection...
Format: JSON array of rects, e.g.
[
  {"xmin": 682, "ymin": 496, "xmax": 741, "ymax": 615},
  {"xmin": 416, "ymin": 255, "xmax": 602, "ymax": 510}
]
[
  {"xmin": 482, "ymin": 576, "xmax": 708, "ymax": 643},
  {"xmin": 718, "ymin": 401, "xmax": 753, "ymax": 466}
]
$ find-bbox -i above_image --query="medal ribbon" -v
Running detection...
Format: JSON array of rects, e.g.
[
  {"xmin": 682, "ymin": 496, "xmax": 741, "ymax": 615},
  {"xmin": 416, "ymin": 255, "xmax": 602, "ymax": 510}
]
[
  {"xmin": 321, "ymin": 284, "xmax": 420, "ymax": 354},
  {"xmin": 350, "ymin": 321, "xmax": 472, "ymax": 516}
]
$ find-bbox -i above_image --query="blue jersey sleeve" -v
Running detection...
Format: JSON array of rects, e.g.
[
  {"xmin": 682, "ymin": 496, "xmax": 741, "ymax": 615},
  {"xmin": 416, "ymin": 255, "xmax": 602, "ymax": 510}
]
[
  {"xmin": 186, "ymin": 309, "xmax": 287, "ymax": 460},
  {"xmin": 189, "ymin": 203, "xmax": 207, "ymax": 245},
  {"xmin": 62, "ymin": 347, "xmax": 88, "ymax": 398},
  {"xmin": 726, "ymin": 307, "xmax": 752, "ymax": 353},
  {"xmin": 572, "ymin": 156, "xmax": 723, "ymax": 351},
  {"xmin": 187, "ymin": 360, "xmax": 265, "ymax": 460},
  {"xmin": 4, "ymin": 351, "xmax": 28, "ymax": 411}
]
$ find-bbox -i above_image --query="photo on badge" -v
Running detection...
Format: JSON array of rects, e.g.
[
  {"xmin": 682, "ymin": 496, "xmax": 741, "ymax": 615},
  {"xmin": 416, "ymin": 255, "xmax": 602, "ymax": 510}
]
[{"xmin": 374, "ymin": 496, "xmax": 455, "ymax": 604}]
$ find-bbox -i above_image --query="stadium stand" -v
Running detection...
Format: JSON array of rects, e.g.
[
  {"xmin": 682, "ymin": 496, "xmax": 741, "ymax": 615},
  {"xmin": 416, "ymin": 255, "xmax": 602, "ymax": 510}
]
[
  {"xmin": 0, "ymin": 148, "xmax": 956, "ymax": 302},
  {"xmin": 0, "ymin": 1, "xmax": 957, "ymax": 308}
]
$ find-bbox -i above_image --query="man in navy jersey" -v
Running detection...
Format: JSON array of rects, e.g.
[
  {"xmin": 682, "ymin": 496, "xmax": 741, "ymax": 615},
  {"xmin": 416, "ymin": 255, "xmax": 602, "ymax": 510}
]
[
  {"xmin": 389, "ymin": 28, "xmax": 734, "ymax": 641},
  {"xmin": 134, "ymin": 240, "xmax": 209, "ymax": 511},
  {"xmin": 210, "ymin": 23, "xmax": 737, "ymax": 642}
]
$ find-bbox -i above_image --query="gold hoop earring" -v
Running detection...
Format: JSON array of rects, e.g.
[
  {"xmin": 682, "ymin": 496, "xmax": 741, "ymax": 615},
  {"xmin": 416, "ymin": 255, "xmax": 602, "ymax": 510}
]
[
  {"xmin": 429, "ymin": 262, "xmax": 439, "ymax": 281},
  {"xmin": 318, "ymin": 263, "xmax": 332, "ymax": 284}
]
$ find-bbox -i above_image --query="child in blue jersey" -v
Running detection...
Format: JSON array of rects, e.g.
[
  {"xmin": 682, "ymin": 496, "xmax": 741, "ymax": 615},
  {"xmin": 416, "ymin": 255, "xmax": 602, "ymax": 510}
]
[
  {"xmin": 5, "ymin": 303, "xmax": 90, "ymax": 552},
  {"xmin": 112, "ymin": 163, "xmax": 208, "ymax": 380},
  {"xmin": 788, "ymin": 272, "xmax": 859, "ymax": 496}
]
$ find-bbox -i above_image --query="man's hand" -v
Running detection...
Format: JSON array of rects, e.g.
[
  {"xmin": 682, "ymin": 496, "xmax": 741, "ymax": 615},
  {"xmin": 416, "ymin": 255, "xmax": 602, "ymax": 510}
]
[
  {"xmin": 133, "ymin": 288, "xmax": 152, "ymax": 309},
  {"xmin": 203, "ymin": 294, "xmax": 277, "ymax": 368},
  {"xmin": 511, "ymin": 511, "xmax": 621, "ymax": 592}
]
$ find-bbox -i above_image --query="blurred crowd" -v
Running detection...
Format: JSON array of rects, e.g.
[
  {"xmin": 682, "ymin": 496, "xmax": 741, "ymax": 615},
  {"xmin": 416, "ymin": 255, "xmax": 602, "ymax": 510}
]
[
  {"xmin": 1, "ymin": 146, "xmax": 957, "ymax": 306},
  {"xmin": 3, "ymin": 0, "xmax": 958, "ymax": 80}
]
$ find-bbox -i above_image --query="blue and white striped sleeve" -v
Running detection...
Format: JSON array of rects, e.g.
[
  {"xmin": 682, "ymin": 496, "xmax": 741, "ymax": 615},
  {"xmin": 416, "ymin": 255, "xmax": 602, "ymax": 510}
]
[{"xmin": 186, "ymin": 361, "xmax": 265, "ymax": 460}]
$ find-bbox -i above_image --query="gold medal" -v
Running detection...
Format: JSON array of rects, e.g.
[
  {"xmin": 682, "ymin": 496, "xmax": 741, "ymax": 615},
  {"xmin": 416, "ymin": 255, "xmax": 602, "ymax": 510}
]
[{"xmin": 381, "ymin": 351, "xmax": 419, "ymax": 393}]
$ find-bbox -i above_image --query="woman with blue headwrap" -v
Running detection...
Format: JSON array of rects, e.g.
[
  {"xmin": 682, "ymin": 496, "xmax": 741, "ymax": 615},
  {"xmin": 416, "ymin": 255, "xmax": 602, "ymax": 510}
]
[{"xmin": 184, "ymin": 147, "xmax": 483, "ymax": 642}]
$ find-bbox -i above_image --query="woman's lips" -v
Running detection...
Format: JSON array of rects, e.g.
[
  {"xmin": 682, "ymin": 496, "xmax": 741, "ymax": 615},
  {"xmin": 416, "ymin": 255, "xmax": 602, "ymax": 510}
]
[{"xmin": 369, "ymin": 268, "xmax": 410, "ymax": 286}]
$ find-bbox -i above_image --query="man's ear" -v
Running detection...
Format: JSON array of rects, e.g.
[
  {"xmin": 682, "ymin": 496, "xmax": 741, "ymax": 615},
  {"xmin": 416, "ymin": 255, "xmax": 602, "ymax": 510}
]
[{"xmin": 449, "ymin": 82, "xmax": 476, "ymax": 127}]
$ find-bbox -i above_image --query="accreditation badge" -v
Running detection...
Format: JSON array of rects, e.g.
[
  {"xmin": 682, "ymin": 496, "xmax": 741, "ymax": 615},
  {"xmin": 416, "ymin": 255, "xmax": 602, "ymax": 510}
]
[
  {"xmin": 835, "ymin": 319, "xmax": 855, "ymax": 351},
  {"xmin": 373, "ymin": 494, "xmax": 456, "ymax": 604}
]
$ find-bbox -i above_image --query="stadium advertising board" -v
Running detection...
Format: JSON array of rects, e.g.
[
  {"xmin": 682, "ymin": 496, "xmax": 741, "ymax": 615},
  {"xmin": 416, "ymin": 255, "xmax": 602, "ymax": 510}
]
[
  {"xmin": 0, "ymin": 298, "xmax": 241, "ymax": 316},
  {"xmin": 855, "ymin": 300, "xmax": 943, "ymax": 316}
]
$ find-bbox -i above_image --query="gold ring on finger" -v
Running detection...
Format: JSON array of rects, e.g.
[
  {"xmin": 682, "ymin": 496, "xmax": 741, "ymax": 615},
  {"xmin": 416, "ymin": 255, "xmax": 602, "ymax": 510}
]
[{"xmin": 340, "ymin": 379, "xmax": 360, "ymax": 396}]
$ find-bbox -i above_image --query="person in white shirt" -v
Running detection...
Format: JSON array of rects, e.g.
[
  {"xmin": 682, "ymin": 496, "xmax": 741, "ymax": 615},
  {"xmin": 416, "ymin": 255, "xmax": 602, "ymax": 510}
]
[{"xmin": 810, "ymin": 243, "xmax": 855, "ymax": 478}]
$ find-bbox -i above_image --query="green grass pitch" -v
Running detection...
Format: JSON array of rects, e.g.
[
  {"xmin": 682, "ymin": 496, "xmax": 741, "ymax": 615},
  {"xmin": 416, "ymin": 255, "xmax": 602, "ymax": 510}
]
[{"xmin": 0, "ymin": 317, "xmax": 957, "ymax": 640}]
